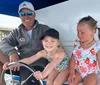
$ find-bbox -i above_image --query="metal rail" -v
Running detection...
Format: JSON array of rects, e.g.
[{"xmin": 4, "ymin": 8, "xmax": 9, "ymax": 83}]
[{"xmin": 1, "ymin": 62, "xmax": 43, "ymax": 85}]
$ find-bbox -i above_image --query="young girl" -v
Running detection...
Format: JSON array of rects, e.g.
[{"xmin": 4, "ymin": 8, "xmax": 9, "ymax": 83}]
[
  {"xmin": 68, "ymin": 16, "xmax": 100, "ymax": 85},
  {"xmin": 3, "ymin": 29, "xmax": 69, "ymax": 85}
]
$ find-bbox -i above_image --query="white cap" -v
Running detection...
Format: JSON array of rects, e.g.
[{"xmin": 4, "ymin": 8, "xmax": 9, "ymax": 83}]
[
  {"xmin": 97, "ymin": 21, "xmax": 100, "ymax": 28},
  {"xmin": 18, "ymin": 1, "xmax": 35, "ymax": 12}
]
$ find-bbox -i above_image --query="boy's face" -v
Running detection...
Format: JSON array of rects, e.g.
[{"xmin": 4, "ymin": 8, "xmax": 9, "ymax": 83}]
[{"xmin": 42, "ymin": 36, "xmax": 59, "ymax": 52}]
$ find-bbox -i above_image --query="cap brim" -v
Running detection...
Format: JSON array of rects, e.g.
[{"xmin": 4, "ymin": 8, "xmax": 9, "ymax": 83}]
[
  {"xmin": 40, "ymin": 35, "xmax": 46, "ymax": 40},
  {"xmin": 40, "ymin": 34, "xmax": 59, "ymax": 40},
  {"xmin": 18, "ymin": 7, "xmax": 34, "ymax": 12}
]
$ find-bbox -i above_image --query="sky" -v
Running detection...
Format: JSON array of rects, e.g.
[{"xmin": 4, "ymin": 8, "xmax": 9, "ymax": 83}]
[{"xmin": 0, "ymin": 14, "xmax": 21, "ymax": 29}]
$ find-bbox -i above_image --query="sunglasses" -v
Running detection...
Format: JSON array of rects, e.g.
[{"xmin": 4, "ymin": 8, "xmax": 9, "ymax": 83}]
[{"xmin": 19, "ymin": 11, "xmax": 34, "ymax": 17}]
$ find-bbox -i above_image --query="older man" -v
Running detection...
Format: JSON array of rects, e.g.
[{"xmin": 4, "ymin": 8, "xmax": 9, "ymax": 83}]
[{"xmin": 0, "ymin": 1, "xmax": 50, "ymax": 84}]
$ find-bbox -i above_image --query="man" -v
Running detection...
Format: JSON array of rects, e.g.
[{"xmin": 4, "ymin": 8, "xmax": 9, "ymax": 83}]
[{"xmin": 0, "ymin": 1, "xmax": 50, "ymax": 84}]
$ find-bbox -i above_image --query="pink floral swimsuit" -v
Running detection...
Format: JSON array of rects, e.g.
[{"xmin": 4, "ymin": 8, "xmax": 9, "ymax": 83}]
[{"xmin": 73, "ymin": 41, "xmax": 100, "ymax": 78}]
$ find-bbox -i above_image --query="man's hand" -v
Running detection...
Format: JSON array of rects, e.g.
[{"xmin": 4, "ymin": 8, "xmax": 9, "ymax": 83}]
[
  {"xmin": 9, "ymin": 53, "xmax": 19, "ymax": 62},
  {"xmin": 3, "ymin": 62, "xmax": 9, "ymax": 70},
  {"xmin": 9, "ymin": 53, "xmax": 20, "ymax": 71}
]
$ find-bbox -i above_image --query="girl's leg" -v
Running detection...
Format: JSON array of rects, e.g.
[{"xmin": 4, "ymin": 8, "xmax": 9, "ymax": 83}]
[
  {"xmin": 83, "ymin": 73, "xmax": 97, "ymax": 85},
  {"xmin": 47, "ymin": 69, "xmax": 59, "ymax": 85},
  {"xmin": 68, "ymin": 71, "xmax": 82, "ymax": 85},
  {"xmin": 53, "ymin": 68, "xmax": 69, "ymax": 85},
  {"xmin": 97, "ymin": 75, "xmax": 100, "ymax": 85}
]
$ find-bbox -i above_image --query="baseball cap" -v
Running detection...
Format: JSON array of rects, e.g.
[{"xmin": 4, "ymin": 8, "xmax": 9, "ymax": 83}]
[
  {"xmin": 40, "ymin": 29, "xmax": 59, "ymax": 40},
  {"xmin": 18, "ymin": 1, "xmax": 35, "ymax": 12}
]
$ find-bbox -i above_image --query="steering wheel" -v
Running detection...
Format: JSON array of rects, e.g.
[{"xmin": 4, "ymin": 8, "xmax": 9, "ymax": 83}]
[{"xmin": 1, "ymin": 62, "xmax": 44, "ymax": 85}]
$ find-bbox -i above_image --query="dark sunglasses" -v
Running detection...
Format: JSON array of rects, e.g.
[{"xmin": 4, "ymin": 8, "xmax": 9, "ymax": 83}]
[{"xmin": 19, "ymin": 11, "xmax": 34, "ymax": 17}]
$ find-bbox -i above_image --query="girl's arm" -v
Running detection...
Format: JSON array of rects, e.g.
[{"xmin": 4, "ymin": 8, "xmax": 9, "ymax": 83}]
[
  {"xmin": 69, "ymin": 54, "xmax": 76, "ymax": 74},
  {"xmin": 3, "ymin": 51, "xmax": 44, "ymax": 70},
  {"xmin": 68, "ymin": 54, "xmax": 76, "ymax": 83},
  {"xmin": 19, "ymin": 51, "xmax": 44, "ymax": 65},
  {"xmin": 97, "ymin": 50, "xmax": 100, "ymax": 68},
  {"xmin": 41, "ymin": 52, "xmax": 65, "ymax": 79}
]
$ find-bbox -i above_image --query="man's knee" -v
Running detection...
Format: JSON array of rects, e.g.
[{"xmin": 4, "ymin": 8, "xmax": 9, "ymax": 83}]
[
  {"xmin": 0, "ymin": 62, "xmax": 3, "ymax": 71},
  {"xmin": 0, "ymin": 51, "xmax": 9, "ymax": 63},
  {"xmin": 0, "ymin": 51, "xmax": 7, "ymax": 57}
]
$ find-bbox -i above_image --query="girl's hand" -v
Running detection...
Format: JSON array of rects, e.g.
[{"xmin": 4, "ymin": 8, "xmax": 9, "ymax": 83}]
[
  {"xmin": 68, "ymin": 73, "xmax": 76, "ymax": 84},
  {"xmin": 3, "ymin": 62, "xmax": 9, "ymax": 70},
  {"xmin": 34, "ymin": 71, "xmax": 43, "ymax": 80}
]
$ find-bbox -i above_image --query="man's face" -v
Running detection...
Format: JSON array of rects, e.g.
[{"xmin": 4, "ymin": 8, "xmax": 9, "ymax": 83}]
[{"xmin": 19, "ymin": 8, "xmax": 35, "ymax": 30}]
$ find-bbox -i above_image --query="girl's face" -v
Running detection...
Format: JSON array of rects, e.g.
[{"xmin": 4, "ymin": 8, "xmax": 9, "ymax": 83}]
[
  {"xmin": 77, "ymin": 23, "xmax": 95, "ymax": 42},
  {"xmin": 42, "ymin": 36, "xmax": 59, "ymax": 52}
]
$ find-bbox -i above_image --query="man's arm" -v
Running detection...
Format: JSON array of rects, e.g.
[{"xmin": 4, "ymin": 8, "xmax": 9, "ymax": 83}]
[{"xmin": 0, "ymin": 29, "xmax": 18, "ymax": 57}]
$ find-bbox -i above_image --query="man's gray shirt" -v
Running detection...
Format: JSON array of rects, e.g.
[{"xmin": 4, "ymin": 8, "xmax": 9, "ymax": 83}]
[{"xmin": 0, "ymin": 20, "xmax": 50, "ymax": 59}]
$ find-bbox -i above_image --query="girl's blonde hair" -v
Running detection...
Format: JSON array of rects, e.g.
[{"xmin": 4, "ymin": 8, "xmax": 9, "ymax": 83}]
[
  {"xmin": 78, "ymin": 16, "xmax": 97, "ymax": 31},
  {"xmin": 78, "ymin": 15, "xmax": 100, "ymax": 40},
  {"xmin": 58, "ymin": 40, "xmax": 66, "ymax": 53}
]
